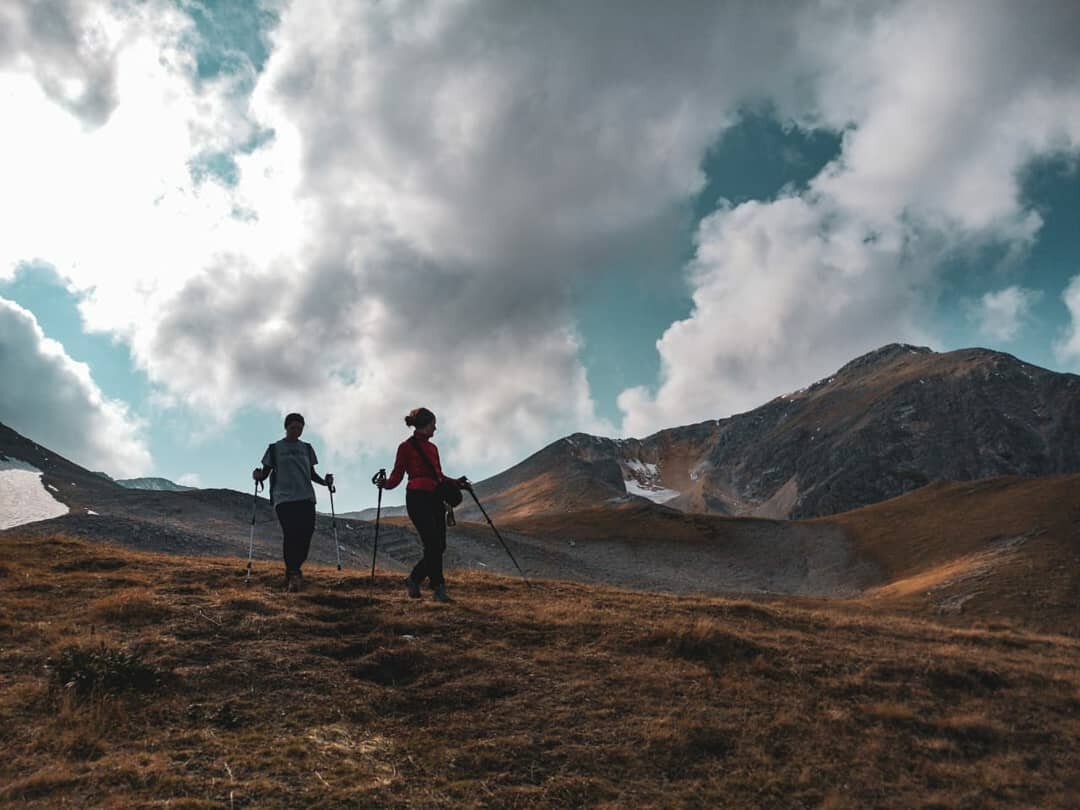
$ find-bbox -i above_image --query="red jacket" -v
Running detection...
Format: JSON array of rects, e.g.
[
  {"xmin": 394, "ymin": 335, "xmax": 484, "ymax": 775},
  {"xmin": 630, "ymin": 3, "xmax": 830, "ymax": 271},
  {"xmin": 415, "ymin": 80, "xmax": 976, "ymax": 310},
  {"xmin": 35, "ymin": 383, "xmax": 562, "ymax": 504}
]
[{"xmin": 384, "ymin": 432, "xmax": 451, "ymax": 492}]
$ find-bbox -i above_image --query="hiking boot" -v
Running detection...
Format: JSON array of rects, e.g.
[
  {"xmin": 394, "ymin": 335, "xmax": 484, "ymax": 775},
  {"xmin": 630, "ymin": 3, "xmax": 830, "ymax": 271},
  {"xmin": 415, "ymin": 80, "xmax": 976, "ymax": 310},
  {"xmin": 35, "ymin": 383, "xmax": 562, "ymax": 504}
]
[
  {"xmin": 404, "ymin": 576, "xmax": 421, "ymax": 599},
  {"xmin": 432, "ymin": 584, "xmax": 451, "ymax": 603},
  {"xmin": 286, "ymin": 572, "xmax": 300, "ymax": 593}
]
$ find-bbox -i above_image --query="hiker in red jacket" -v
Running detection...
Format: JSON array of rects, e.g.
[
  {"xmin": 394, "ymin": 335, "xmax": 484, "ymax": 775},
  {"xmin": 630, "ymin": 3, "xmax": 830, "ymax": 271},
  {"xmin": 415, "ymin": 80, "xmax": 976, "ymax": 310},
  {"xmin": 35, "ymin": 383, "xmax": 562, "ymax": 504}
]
[{"xmin": 377, "ymin": 407, "xmax": 468, "ymax": 603}]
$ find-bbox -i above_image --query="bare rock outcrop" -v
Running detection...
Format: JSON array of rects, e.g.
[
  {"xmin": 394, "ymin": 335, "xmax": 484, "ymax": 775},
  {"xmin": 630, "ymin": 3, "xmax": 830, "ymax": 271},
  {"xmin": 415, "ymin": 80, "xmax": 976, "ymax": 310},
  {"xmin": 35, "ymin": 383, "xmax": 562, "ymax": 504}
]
[{"xmin": 469, "ymin": 344, "xmax": 1080, "ymax": 520}]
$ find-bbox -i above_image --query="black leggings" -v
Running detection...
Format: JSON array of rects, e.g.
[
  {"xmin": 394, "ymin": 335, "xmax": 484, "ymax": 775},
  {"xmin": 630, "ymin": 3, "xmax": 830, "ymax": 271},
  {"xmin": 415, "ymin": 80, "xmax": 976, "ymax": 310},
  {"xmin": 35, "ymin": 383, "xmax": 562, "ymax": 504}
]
[
  {"xmin": 276, "ymin": 500, "xmax": 316, "ymax": 574},
  {"xmin": 407, "ymin": 489, "xmax": 447, "ymax": 588}
]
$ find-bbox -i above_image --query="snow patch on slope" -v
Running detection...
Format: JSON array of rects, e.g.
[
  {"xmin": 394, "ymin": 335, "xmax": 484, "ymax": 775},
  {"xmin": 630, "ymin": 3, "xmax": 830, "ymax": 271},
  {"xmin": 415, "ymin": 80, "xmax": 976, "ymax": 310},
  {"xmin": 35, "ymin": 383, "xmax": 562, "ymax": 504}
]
[
  {"xmin": 624, "ymin": 459, "xmax": 659, "ymax": 477},
  {"xmin": 624, "ymin": 478, "xmax": 682, "ymax": 504},
  {"xmin": 621, "ymin": 458, "xmax": 681, "ymax": 504},
  {"xmin": 0, "ymin": 459, "xmax": 69, "ymax": 530}
]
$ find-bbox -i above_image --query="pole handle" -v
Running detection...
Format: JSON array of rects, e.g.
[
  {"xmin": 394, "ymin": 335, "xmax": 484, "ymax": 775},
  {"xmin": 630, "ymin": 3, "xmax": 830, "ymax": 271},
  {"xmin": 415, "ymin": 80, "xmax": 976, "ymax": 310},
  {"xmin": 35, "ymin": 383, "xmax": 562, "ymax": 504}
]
[{"xmin": 251, "ymin": 479, "xmax": 262, "ymax": 524}]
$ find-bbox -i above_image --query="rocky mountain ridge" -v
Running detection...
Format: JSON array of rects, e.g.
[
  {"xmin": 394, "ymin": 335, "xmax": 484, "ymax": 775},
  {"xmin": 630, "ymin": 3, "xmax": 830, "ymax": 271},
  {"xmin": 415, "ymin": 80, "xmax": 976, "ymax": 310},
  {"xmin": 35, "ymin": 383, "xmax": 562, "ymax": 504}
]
[
  {"xmin": 6, "ymin": 342, "xmax": 1078, "ymax": 533},
  {"xmin": 468, "ymin": 344, "xmax": 1080, "ymax": 520}
]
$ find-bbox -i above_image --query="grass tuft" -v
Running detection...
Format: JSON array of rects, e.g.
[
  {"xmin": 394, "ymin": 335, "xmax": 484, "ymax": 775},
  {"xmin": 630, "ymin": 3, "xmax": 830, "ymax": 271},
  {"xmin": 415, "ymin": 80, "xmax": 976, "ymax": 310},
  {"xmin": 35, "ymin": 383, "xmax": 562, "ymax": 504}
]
[
  {"xmin": 89, "ymin": 588, "xmax": 172, "ymax": 625},
  {"xmin": 655, "ymin": 617, "xmax": 768, "ymax": 665},
  {"xmin": 925, "ymin": 663, "xmax": 1008, "ymax": 695},
  {"xmin": 46, "ymin": 644, "xmax": 162, "ymax": 697}
]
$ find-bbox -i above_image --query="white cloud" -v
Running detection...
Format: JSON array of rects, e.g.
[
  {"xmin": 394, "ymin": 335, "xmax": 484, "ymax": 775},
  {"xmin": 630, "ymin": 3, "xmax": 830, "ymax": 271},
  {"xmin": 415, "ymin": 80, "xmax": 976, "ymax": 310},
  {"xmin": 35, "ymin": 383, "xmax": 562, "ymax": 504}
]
[
  {"xmin": 972, "ymin": 286, "xmax": 1043, "ymax": 342},
  {"xmin": 1054, "ymin": 275, "xmax": 1080, "ymax": 369},
  {"xmin": 4, "ymin": 0, "xmax": 1080, "ymax": 469},
  {"xmin": 803, "ymin": 2, "xmax": 1079, "ymax": 239},
  {"xmin": 618, "ymin": 197, "xmax": 935, "ymax": 434},
  {"xmin": 620, "ymin": 0, "xmax": 1080, "ymax": 435},
  {"xmin": 28, "ymin": 0, "xmax": 823, "ymax": 465},
  {"xmin": 176, "ymin": 472, "xmax": 202, "ymax": 487},
  {"xmin": 0, "ymin": 297, "xmax": 152, "ymax": 476},
  {"xmin": 4, "ymin": 0, "xmax": 659, "ymax": 468},
  {"xmin": 0, "ymin": 2, "xmax": 275, "ymax": 314}
]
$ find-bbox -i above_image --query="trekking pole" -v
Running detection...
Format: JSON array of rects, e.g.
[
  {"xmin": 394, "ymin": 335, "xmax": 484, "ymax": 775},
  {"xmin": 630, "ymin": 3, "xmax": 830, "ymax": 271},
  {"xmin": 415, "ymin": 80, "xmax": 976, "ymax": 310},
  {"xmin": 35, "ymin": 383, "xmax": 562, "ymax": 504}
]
[
  {"xmin": 246, "ymin": 479, "xmax": 262, "ymax": 585},
  {"xmin": 370, "ymin": 469, "xmax": 386, "ymax": 581},
  {"xmin": 328, "ymin": 476, "xmax": 342, "ymax": 571},
  {"xmin": 466, "ymin": 483, "xmax": 530, "ymax": 588}
]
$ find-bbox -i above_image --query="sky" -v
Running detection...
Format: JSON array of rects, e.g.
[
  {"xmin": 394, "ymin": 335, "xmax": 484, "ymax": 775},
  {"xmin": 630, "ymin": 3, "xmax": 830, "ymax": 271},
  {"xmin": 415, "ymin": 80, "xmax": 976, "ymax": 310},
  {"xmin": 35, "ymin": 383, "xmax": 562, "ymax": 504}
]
[{"xmin": 2, "ymin": 0, "xmax": 1079, "ymax": 511}]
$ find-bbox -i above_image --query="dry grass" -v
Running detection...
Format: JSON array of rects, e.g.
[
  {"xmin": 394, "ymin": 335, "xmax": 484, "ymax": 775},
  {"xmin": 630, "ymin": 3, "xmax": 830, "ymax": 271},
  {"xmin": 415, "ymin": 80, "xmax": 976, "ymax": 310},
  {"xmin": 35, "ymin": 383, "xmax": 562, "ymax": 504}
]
[
  {"xmin": 503, "ymin": 500, "xmax": 738, "ymax": 543},
  {"xmin": 88, "ymin": 587, "xmax": 173, "ymax": 626},
  {"xmin": 824, "ymin": 473, "xmax": 1080, "ymax": 633},
  {"xmin": 1, "ymin": 532, "xmax": 1078, "ymax": 808},
  {"xmin": 825, "ymin": 475, "xmax": 1080, "ymax": 580}
]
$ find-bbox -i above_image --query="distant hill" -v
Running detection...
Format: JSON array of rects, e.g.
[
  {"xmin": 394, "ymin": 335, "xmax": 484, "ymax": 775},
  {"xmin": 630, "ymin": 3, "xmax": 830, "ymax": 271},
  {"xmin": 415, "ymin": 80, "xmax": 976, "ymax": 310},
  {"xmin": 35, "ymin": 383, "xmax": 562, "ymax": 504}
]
[
  {"xmin": 341, "ymin": 505, "xmax": 408, "ymax": 521},
  {"xmin": 116, "ymin": 477, "xmax": 197, "ymax": 492},
  {"xmin": 0, "ymin": 421, "xmax": 417, "ymax": 571},
  {"xmin": 467, "ymin": 344, "xmax": 1080, "ymax": 521}
]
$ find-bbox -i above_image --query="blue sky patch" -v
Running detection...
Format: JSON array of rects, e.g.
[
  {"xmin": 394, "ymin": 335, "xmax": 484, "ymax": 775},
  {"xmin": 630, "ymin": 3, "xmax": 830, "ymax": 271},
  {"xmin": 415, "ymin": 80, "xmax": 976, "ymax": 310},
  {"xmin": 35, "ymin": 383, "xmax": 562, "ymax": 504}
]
[
  {"xmin": 179, "ymin": 0, "xmax": 280, "ymax": 83},
  {"xmin": 575, "ymin": 112, "xmax": 844, "ymax": 423}
]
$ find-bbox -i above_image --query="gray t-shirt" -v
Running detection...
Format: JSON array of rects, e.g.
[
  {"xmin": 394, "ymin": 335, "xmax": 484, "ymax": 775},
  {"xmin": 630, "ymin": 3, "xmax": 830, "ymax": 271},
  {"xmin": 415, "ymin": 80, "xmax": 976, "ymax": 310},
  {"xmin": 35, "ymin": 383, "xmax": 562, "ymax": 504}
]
[{"xmin": 261, "ymin": 439, "xmax": 318, "ymax": 507}]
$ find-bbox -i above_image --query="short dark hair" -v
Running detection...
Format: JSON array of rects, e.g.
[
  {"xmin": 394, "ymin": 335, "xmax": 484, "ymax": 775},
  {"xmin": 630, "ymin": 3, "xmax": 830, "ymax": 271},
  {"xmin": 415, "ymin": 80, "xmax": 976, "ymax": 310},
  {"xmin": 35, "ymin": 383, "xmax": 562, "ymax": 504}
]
[
  {"xmin": 284, "ymin": 412, "xmax": 305, "ymax": 428},
  {"xmin": 404, "ymin": 407, "xmax": 435, "ymax": 429}
]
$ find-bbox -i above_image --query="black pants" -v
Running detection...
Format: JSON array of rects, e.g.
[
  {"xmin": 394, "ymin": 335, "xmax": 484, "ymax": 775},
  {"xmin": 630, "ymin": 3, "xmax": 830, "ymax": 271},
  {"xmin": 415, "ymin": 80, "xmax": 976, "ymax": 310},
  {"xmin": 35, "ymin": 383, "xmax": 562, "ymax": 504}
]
[
  {"xmin": 276, "ymin": 500, "xmax": 316, "ymax": 574},
  {"xmin": 407, "ymin": 489, "xmax": 447, "ymax": 588}
]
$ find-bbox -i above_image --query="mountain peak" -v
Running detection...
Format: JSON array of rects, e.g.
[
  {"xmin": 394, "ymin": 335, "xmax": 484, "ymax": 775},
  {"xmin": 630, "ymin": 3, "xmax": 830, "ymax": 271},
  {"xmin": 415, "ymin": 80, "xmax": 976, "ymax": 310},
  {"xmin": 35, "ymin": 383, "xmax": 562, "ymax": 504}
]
[
  {"xmin": 471, "ymin": 343, "xmax": 1080, "ymax": 522},
  {"xmin": 836, "ymin": 343, "xmax": 934, "ymax": 376}
]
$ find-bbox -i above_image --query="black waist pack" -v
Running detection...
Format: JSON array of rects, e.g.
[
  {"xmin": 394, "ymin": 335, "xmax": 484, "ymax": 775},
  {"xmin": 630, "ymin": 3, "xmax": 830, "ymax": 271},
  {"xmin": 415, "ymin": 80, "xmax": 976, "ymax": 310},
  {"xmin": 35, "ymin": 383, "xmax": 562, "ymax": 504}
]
[{"xmin": 436, "ymin": 478, "xmax": 463, "ymax": 508}]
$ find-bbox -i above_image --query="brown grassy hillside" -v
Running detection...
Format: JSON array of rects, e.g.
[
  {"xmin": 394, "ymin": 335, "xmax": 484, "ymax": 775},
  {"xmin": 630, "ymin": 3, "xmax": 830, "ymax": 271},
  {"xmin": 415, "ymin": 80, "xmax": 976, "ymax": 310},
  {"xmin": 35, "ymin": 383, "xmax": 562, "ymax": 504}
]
[
  {"xmin": 2, "ymin": 533, "xmax": 1079, "ymax": 808},
  {"xmin": 824, "ymin": 474, "xmax": 1080, "ymax": 633},
  {"xmin": 503, "ymin": 500, "xmax": 724, "ymax": 542},
  {"xmin": 495, "ymin": 474, "xmax": 1080, "ymax": 634}
]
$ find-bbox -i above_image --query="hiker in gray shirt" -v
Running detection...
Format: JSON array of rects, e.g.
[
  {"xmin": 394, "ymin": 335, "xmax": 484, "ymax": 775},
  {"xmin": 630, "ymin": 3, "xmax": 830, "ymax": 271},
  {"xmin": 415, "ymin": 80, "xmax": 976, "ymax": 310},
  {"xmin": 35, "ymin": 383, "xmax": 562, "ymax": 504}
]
[{"xmin": 252, "ymin": 412, "xmax": 334, "ymax": 592}]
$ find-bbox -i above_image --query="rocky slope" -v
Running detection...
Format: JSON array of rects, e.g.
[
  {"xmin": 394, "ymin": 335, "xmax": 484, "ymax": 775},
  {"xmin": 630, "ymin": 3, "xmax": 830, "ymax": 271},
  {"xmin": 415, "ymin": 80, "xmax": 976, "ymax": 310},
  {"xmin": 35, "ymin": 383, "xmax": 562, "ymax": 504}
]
[
  {"xmin": 0, "ymin": 421, "xmax": 125, "ymax": 508},
  {"xmin": 468, "ymin": 344, "xmax": 1080, "ymax": 520}
]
